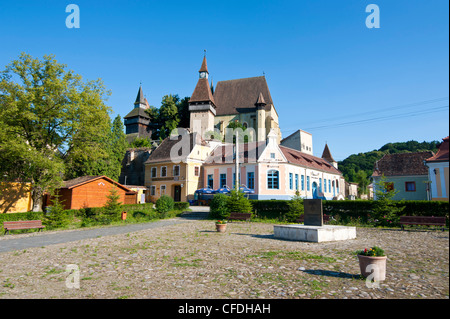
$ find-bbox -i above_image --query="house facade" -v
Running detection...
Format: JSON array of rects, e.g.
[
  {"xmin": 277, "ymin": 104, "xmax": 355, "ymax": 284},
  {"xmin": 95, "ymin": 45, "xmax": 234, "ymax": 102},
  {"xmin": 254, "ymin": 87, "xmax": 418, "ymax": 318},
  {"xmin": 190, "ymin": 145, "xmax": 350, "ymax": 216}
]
[
  {"xmin": 424, "ymin": 136, "xmax": 449, "ymax": 201},
  {"xmin": 372, "ymin": 152, "xmax": 434, "ymax": 200},
  {"xmin": 144, "ymin": 132, "xmax": 212, "ymax": 203},
  {"xmin": 203, "ymin": 130, "xmax": 344, "ymax": 200},
  {"xmin": 45, "ymin": 176, "xmax": 137, "ymax": 210}
]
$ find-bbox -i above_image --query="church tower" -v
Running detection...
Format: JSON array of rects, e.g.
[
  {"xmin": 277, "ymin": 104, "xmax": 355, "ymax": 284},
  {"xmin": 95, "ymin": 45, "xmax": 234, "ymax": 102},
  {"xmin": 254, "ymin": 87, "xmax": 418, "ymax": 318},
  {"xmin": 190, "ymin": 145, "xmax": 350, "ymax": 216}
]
[
  {"xmin": 255, "ymin": 92, "xmax": 267, "ymax": 142},
  {"xmin": 188, "ymin": 55, "xmax": 216, "ymax": 138},
  {"xmin": 322, "ymin": 143, "xmax": 338, "ymax": 169},
  {"xmin": 124, "ymin": 85, "xmax": 154, "ymax": 142}
]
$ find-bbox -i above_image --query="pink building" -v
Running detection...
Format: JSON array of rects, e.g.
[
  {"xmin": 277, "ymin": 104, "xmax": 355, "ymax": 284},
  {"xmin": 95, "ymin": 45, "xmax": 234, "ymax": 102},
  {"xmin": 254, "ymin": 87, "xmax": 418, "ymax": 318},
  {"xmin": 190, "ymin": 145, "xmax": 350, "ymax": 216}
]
[{"xmin": 203, "ymin": 130, "xmax": 345, "ymax": 200}]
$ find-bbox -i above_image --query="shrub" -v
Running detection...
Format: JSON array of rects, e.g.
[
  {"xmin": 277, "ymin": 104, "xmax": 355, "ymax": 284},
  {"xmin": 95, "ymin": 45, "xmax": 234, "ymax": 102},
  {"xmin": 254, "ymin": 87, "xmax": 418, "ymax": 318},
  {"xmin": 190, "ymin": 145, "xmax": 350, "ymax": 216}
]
[
  {"xmin": 226, "ymin": 190, "xmax": 253, "ymax": 214},
  {"xmin": 43, "ymin": 195, "xmax": 70, "ymax": 229},
  {"xmin": 103, "ymin": 187, "xmax": 122, "ymax": 221},
  {"xmin": 210, "ymin": 194, "xmax": 230, "ymax": 219},
  {"xmin": 285, "ymin": 191, "xmax": 304, "ymax": 222},
  {"xmin": 155, "ymin": 195, "xmax": 174, "ymax": 214},
  {"xmin": 174, "ymin": 202, "xmax": 190, "ymax": 211}
]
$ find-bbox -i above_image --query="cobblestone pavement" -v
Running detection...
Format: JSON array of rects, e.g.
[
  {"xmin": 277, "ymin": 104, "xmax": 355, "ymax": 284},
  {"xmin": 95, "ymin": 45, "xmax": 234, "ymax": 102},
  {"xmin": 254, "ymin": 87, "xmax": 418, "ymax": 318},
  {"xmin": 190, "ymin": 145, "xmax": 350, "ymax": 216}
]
[{"xmin": 0, "ymin": 220, "xmax": 448, "ymax": 299}]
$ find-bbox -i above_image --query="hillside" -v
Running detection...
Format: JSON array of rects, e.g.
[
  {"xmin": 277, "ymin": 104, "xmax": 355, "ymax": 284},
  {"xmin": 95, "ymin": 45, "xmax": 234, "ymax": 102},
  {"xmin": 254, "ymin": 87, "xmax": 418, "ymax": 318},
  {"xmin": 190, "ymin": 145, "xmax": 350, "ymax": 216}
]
[{"xmin": 338, "ymin": 140, "xmax": 440, "ymax": 182}]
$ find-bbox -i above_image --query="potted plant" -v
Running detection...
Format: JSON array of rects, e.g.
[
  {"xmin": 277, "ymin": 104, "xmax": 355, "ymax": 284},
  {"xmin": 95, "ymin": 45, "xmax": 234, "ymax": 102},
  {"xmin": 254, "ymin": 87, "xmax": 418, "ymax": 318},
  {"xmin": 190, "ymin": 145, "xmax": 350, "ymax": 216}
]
[
  {"xmin": 356, "ymin": 246, "xmax": 387, "ymax": 281},
  {"xmin": 215, "ymin": 220, "xmax": 227, "ymax": 233}
]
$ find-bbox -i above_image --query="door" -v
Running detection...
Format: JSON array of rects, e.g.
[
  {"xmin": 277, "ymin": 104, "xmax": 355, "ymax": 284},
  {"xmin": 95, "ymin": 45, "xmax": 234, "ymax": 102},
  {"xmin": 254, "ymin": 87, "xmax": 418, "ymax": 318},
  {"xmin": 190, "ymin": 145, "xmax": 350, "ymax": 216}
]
[
  {"xmin": 312, "ymin": 182, "xmax": 318, "ymax": 199},
  {"xmin": 173, "ymin": 185, "xmax": 181, "ymax": 202}
]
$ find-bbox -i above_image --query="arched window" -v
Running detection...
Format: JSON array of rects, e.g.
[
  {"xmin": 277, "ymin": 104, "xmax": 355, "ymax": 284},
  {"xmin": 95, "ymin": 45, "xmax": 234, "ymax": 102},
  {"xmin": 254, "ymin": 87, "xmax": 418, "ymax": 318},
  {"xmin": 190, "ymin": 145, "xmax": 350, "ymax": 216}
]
[{"xmin": 267, "ymin": 170, "xmax": 279, "ymax": 189}]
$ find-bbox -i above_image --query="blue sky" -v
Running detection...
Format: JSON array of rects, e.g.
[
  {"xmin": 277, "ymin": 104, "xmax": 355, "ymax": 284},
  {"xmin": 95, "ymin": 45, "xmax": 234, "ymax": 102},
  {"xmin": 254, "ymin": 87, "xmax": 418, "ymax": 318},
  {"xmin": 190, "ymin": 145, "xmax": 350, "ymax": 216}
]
[{"xmin": 1, "ymin": 0, "xmax": 448, "ymax": 160}]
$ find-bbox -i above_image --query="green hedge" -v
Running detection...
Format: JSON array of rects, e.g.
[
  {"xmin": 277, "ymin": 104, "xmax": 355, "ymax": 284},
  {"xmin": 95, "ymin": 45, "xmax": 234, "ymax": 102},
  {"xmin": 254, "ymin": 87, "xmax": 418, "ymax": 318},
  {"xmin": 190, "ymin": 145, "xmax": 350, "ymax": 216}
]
[{"xmin": 251, "ymin": 199, "xmax": 449, "ymax": 225}]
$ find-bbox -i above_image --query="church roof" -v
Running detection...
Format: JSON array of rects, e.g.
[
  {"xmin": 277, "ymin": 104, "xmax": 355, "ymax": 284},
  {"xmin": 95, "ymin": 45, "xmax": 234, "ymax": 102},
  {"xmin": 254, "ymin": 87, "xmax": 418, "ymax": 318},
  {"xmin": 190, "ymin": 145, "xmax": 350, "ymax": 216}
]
[
  {"xmin": 135, "ymin": 86, "xmax": 145, "ymax": 105},
  {"xmin": 189, "ymin": 78, "xmax": 216, "ymax": 105},
  {"xmin": 321, "ymin": 144, "xmax": 336, "ymax": 163},
  {"xmin": 124, "ymin": 107, "xmax": 150, "ymax": 119},
  {"xmin": 199, "ymin": 56, "xmax": 208, "ymax": 73},
  {"xmin": 213, "ymin": 76, "xmax": 273, "ymax": 115}
]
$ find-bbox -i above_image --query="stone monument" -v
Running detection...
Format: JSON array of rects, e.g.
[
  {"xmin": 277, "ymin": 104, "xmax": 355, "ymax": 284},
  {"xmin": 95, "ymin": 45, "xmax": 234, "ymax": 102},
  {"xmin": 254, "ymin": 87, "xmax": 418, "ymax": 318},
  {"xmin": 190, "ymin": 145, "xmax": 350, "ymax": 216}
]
[{"xmin": 273, "ymin": 199, "xmax": 356, "ymax": 243}]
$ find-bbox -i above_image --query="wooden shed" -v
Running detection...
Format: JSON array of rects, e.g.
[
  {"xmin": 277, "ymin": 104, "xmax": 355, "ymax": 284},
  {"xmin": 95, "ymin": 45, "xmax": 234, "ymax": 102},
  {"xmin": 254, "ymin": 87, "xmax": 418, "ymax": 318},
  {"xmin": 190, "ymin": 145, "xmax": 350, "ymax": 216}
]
[{"xmin": 45, "ymin": 176, "xmax": 137, "ymax": 210}]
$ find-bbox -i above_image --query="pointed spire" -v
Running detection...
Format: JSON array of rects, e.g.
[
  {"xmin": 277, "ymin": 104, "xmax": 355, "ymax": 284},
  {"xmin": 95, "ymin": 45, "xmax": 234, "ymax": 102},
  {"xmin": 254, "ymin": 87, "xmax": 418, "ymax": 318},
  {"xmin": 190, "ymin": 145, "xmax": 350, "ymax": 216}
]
[
  {"xmin": 255, "ymin": 92, "xmax": 266, "ymax": 106},
  {"xmin": 134, "ymin": 85, "xmax": 147, "ymax": 108},
  {"xmin": 199, "ymin": 55, "xmax": 208, "ymax": 73},
  {"xmin": 322, "ymin": 143, "xmax": 336, "ymax": 163},
  {"xmin": 210, "ymin": 76, "xmax": 214, "ymax": 95}
]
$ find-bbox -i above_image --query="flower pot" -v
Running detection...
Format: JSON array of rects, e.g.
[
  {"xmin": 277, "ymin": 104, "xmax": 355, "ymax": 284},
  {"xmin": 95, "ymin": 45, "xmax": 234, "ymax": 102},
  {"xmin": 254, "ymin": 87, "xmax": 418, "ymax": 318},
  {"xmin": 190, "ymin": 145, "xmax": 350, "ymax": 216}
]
[
  {"xmin": 215, "ymin": 224, "xmax": 227, "ymax": 233},
  {"xmin": 357, "ymin": 255, "xmax": 387, "ymax": 281}
]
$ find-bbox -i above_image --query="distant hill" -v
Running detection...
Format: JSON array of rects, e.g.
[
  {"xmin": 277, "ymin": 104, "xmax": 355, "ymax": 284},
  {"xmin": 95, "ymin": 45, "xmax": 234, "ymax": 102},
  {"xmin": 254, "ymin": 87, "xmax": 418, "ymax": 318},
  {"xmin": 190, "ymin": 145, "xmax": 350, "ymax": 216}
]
[{"xmin": 338, "ymin": 140, "xmax": 440, "ymax": 182}]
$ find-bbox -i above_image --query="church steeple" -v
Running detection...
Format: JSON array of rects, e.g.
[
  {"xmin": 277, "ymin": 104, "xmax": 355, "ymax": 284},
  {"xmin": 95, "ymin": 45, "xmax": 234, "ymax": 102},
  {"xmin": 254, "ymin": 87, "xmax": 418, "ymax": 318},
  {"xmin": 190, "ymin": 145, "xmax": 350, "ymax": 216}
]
[
  {"xmin": 189, "ymin": 53, "xmax": 216, "ymax": 137},
  {"xmin": 322, "ymin": 143, "xmax": 338, "ymax": 169},
  {"xmin": 134, "ymin": 85, "xmax": 147, "ymax": 109}
]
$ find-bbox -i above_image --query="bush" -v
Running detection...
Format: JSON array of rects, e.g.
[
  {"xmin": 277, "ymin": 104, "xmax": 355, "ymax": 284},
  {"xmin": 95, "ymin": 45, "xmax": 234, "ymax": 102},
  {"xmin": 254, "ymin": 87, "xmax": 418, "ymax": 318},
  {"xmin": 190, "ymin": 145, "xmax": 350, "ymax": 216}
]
[
  {"xmin": 226, "ymin": 190, "xmax": 253, "ymax": 214},
  {"xmin": 155, "ymin": 195, "xmax": 174, "ymax": 214},
  {"xmin": 103, "ymin": 187, "xmax": 122, "ymax": 221},
  {"xmin": 285, "ymin": 191, "xmax": 304, "ymax": 222},
  {"xmin": 174, "ymin": 202, "xmax": 189, "ymax": 211},
  {"xmin": 210, "ymin": 194, "xmax": 230, "ymax": 219},
  {"xmin": 43, "ymin": 195, "xmax": 70, "ymax": 229}
]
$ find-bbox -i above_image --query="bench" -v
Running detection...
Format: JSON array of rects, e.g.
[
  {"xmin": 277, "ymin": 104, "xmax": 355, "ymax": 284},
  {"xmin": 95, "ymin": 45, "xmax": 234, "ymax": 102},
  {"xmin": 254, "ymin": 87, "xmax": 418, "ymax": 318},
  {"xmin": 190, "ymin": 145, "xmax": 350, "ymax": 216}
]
[
  {"xmin": 296, "ymin": 214, "xmax": 330, "ymax": 224},
  {"xmin": 227, "ymin": 212, "xmax": 252, "ymax": 222},
  {"xmin": 3, "ymin": 220, "xmax": 45, "ymax": 235},
  {"xmin": 399, "ymin": 216, "xmax": 446, "ymax": 231}
]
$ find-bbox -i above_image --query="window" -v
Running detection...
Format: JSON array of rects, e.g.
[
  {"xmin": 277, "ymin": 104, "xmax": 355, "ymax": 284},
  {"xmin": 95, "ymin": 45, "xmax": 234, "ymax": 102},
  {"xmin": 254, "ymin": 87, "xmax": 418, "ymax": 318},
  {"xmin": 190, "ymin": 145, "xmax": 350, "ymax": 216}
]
[
  {"xmin": 151, "ymin": 167, "xmax": 157, "ymax": 178},
  {"xmin": 324, "ymin": 179, "xmax": 327, "ymax": 192},
  {"xmin": 270, "ymin": 153, "xmax": 276, "ymax": 159},
  {"xmin": 173, "ymin": 165, "xmax": 180, "ymax": 176},
  {"xmin": 319, "ymin": 178, "xmax": 322, "ymax": 192},
  {"xmin": 161, "ymin": 166, "xmax": 167, "ymax": 177},
  {"xmin": 405, "ymin": 181, "xmax": 416, "ymax": 192},
  {"xmin": 295, "ymin": 174, "xmax": 299, "ymax": 190},
  {"xmin": 161, "ymin": 185, "xmax": 166, "ymax": 194},
  {"xmin": 307, "ymin": 176, "xmax": 310, "ymax": 191},
  {"xmin": 207, "ymin": 174, "xmax": 214, "ymax": 188},
  {"xmin": 150, "ymin": 185, "xmax": 156, "ymax": 196},
  {"xmin": 301, "ymin": 175, "xmax": 305, "ymax": 191},
  {"xmin": 220, "ymin": 174, "xmax": 227, "ymax": 188},
  {"xmin": 247, "ymin": 172, "xmax": 255, "ymax": 189},
  {"xmin": 267, "ymin": 170, "xmax": 279, "ymax": 189},
  {"xmin": 194, "ymin": 166, "xmax": 200, "ymax": 177},
  {"xmin": 289, "ymin": 173, "xmax": 293, "ymax": 190},
  {"xmin": 328, "ymin": 180, "xmax": 331, "ymax": 193}
]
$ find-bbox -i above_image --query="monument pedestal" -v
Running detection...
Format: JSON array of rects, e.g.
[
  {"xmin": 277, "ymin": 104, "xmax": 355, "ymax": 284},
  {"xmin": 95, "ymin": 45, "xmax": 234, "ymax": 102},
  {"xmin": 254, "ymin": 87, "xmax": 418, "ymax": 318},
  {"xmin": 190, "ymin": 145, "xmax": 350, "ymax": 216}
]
[{"xmin": 273, "ymin": 224, "xmax": 356, "ymax": 243}]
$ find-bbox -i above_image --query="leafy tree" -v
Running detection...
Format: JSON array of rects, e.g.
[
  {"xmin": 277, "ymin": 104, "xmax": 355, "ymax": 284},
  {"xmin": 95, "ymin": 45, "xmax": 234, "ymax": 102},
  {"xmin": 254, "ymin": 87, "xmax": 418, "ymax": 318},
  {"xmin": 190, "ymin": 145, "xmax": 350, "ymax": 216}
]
[
  {"xmin": 0, "ymin": 53, "xmax": 111, "ymax": 211},
  {"xmin": 355, "ymin": 170, "xmax": 370, "ymax": 196},
  {"xmin": 129, "ymin": 136, "xmax": 153, "ymax": 148},
  {"xmin": 155, "ymin": 94, "xmax": 180, "ymax": 140},
  {"xmin": 176, "ymin": 96, "xmax": 190, "ymax": 128}
]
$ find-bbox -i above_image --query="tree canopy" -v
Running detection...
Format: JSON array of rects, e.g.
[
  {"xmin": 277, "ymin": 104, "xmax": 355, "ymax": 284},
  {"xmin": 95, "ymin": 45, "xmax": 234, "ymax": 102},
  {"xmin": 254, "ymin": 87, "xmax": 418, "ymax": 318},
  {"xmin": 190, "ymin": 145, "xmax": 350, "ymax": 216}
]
[{"xmin": 0, "ymin": 53, "xmax": 123, "ymax": 211}]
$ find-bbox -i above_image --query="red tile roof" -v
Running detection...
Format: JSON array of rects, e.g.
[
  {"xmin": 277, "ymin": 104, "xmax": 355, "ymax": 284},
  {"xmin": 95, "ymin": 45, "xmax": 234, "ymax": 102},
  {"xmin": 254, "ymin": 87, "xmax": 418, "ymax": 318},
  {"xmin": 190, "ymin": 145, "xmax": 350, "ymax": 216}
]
[
  {"xmin": 425, "ymin": 136, "xmax": 449, "ymax": 163},
  {"xmin": 280, "ymin": 146, "xmax": 342, "ymax": 175}
]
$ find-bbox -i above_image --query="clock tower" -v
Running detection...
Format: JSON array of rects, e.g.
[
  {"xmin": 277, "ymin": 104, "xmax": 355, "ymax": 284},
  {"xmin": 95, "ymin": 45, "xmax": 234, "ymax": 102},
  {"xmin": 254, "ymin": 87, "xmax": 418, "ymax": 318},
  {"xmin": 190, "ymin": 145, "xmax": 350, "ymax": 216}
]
[{"xmin": 188, "ymin": 55, "xmax": 216, "ymax": 138}]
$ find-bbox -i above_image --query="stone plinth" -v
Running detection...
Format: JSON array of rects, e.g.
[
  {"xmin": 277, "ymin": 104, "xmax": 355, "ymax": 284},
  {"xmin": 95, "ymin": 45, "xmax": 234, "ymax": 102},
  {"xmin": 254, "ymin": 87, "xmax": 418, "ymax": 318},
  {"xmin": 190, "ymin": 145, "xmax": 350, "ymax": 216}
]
[{"xmin": 273, "ymin": 225, "xmax": 356, "ymax": 243}]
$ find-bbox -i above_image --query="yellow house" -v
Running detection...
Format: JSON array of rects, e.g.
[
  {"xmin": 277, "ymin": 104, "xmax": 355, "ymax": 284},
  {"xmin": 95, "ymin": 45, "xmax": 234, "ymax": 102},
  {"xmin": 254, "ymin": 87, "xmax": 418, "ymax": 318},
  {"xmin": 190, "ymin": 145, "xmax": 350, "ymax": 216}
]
[
  {"xmin": 0, "ymin": 182, "xmax": 33, "ymax": 214},
  {"xmin": 144, "ymin": 132, "xmax": 212, "ymax": 203}
]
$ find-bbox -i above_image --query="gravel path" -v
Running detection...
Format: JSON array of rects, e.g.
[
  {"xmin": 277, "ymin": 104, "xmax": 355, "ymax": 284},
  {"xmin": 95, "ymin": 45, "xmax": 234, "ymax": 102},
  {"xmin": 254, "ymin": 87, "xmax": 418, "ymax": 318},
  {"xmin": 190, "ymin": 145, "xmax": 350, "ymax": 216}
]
[{"xmin": 0, "ymin": 219, "xmax": 448, "ymax": 299}]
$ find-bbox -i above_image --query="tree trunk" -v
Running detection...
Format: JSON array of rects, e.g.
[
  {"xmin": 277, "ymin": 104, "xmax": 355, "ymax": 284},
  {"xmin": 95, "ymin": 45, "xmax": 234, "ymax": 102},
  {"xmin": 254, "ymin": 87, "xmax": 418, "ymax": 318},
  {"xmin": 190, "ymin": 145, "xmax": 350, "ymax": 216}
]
[{"xmin": 31, "ymin": 186, "xmax": 44, "ymax": 212}]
